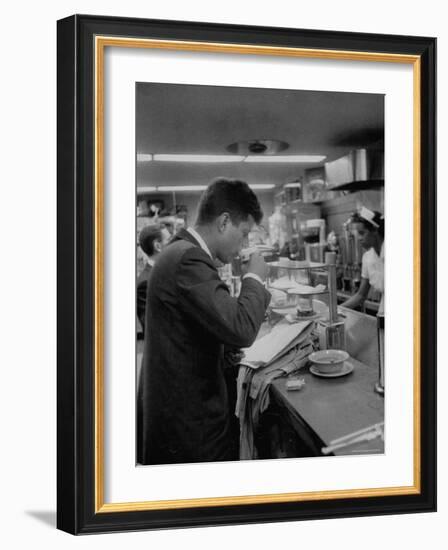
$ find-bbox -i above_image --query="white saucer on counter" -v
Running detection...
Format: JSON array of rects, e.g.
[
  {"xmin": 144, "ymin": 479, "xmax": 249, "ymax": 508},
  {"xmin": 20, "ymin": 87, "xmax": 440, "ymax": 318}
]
[{"xmin": 309, "ymin": 362, "xmax": 354, "ymax": 378}]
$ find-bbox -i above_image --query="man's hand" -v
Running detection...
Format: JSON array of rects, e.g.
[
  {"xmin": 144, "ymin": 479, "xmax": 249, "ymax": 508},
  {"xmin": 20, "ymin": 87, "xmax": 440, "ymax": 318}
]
[
  {"xmin": 224, "ymin": 347, "xmax": 245, "ymax": 368},
  {"xmin": 245, "ymin": 250, "xmax": 268, "ymax": 281}
]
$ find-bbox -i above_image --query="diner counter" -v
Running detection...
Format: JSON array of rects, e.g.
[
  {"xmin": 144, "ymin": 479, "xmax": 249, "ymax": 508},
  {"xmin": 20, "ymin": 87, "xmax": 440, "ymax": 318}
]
[
  {"xmin": 257, "ymin": 305, "xmax": 384, "ymax": 457},
  {"xmin": 270, "ymin": 356, "xmax": 384, "ymax": 456}
]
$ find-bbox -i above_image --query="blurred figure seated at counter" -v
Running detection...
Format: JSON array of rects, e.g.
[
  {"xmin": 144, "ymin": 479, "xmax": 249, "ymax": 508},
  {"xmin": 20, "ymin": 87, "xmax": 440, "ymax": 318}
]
[
  {"xmin": 279, "ymin": 239, "xmax": 301, "ymax": 260},
  {"xmin": 137, "ymin": 223, "xmax": 171, "ymax": 334},
  {"xmin": 279, "ymin": 240, "xmax": 291, "ymax": 258},
  {"xmin": 341, "ymin": 207, "xmax": 384, "ymax": 314}
]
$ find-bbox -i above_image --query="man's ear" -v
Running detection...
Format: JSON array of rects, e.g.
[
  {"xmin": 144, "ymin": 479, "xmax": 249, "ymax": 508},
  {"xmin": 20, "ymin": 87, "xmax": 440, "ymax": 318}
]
[
  {"xmin": 154, "ymin": 239, "xmax": 162, "ymax": 253},
  {"xmin": 217, "ymin": 212, "xmax": 231, "ymax": 233}
]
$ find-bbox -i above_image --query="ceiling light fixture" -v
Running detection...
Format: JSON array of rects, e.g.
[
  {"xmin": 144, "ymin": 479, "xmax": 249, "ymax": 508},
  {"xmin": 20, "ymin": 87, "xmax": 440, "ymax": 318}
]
[
  {"xmin": 227, "ymin": 139, "xmax": 289, "ymax": 155},
  {"xmin": 157, "ymin": 185, "xmax": 208, "ymax": 192},
  {"xmin": 249, "ymin": 184, "xmax": 276, "ymax": 190},
  {"xmin": 138, "ymin": 152, "xmax": 326, "ymax": 163},
  {"xmin": 244, "ymin": 155, "xmax": 326, "ymax": 163},
  {"xmin": 137, "ymin": 186, "xmax": 157, "ymax": 193},
  {"xmin": 136, "ymin": 153, "xmax": 153, "ymax": 162},
  {"xmin": 153, "ymin": 154, "xmax": 245, "ymax": 163},
  {"xmin": 137, "ymin": 184, "xmax": 276, "ymax": 193}
]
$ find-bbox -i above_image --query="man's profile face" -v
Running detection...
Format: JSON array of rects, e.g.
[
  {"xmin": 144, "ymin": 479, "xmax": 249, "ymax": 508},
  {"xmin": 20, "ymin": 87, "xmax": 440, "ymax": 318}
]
[{"xmin": 217, "ymin": 215, "xmax": 253, "ymax": 264}]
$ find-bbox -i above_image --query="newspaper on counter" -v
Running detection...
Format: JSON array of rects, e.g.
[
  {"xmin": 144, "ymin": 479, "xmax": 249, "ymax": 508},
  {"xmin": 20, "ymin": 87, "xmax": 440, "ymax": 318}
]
[
  {"xmin": 240, "ymin": 320, "xmax": 314, "ymax": 369},
  {"xmin": 236, "ymin": 320, "xmax": 316, "ymax": 459}
]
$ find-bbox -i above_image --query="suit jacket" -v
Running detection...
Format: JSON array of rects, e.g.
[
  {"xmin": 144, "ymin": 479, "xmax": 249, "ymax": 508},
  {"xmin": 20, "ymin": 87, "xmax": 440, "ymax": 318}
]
[
  {"xmin": 136, "ymin": 263, "xmax": 153, "ymax": 333},
  {"xmin": 138, "ymin": 228, "xmax": 271, "ymax": 465}
]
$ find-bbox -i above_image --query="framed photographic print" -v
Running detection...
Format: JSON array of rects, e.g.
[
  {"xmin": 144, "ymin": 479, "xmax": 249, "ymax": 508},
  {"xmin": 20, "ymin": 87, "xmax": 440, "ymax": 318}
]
[{"xmin": 57, "ymin": 14, "xmax": 436, "ymax": 534}]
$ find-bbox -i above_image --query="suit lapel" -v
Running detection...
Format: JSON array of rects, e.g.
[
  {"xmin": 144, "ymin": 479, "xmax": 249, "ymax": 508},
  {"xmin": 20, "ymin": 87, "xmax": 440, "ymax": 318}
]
[
  {"xmin": 171, "ymin": 228, "xmax": 218, "ymax": 270},
  {"xmin": 171, "ymin": 228, "xmax": 202, "ymax": 248}
]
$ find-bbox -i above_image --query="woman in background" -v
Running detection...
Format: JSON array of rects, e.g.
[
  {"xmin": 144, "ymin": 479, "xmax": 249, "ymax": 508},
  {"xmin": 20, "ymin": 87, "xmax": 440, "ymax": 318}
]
[{"xmin": 341, "ymin": 207, "xmax": 384, "ymax": 314}]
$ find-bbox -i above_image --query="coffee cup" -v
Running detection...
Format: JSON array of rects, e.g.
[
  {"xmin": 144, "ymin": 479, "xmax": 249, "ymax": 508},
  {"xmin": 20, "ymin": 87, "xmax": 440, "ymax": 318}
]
[
  {"xmin": 309, "ymin": 349, "xmax": 349, "ymax": 374},
  {"xmin": 240, "ymin": 247, "xmax": 257, "ymax": 263}
]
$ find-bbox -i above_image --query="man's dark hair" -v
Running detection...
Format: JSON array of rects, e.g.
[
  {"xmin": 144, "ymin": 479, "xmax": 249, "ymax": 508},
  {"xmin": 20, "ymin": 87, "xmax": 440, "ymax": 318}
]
[
  {"xmin": 196, "ymin": 178, "xmax": 263, "ymax": 226},
  {"xmin": 139, "ymin": 224, "xmax": 162, "ymax": 257}
]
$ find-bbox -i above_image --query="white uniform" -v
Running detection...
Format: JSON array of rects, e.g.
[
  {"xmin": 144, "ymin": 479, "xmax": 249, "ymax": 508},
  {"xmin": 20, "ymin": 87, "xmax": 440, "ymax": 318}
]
[{"xmin": 361, "ymin": 243, "xmax": 384, "ymax": 314}]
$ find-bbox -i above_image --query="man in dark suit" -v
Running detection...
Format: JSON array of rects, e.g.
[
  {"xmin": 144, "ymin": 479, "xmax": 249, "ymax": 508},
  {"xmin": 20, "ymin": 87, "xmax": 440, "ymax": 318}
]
[
  {"xmin": 138, "ymin": 178, "xmax": 271, "ymax": 465},
  {"xmin": 136, "ymin": 224, "xmax": 170, "ymax": 334}
]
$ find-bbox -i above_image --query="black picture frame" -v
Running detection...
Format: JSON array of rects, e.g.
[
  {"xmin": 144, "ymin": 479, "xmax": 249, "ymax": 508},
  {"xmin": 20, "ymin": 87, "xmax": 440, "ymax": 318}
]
[{"xmin": 57, "ymin": 14, "xmax": 436, "ymax": 535}]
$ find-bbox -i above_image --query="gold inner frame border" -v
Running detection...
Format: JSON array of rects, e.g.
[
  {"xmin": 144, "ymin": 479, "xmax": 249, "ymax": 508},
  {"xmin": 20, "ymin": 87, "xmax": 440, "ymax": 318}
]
[{"xmin": 94, "ymin": 35, "xmax": 421, "ymax": 513}]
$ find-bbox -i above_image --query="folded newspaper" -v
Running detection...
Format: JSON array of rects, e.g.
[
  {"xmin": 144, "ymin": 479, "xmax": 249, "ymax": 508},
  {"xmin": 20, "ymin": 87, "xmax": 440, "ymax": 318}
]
[
  {"xmin": 241, "ymin": 320, "xmax": 314, "ymax": 369},
  {"xmin": 237, "ymin": 321, "xmax": 315, "ymax": 459}
]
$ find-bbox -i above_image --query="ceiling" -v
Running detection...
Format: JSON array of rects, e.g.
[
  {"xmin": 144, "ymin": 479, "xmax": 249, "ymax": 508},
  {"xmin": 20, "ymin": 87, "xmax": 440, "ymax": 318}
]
[{"xmin": 136, "ymin": 82, "xmax": 384, "ymax": 191}]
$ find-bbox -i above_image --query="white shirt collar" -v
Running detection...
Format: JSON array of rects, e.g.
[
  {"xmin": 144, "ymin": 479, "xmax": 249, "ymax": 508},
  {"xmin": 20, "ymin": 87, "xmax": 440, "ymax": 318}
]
[
  {"xmin": 146, "ymin": 257, "xmax": 156, "ymax": 267},
  {"xmin": 368, "ymin": 243, "xmax": 384, "ymax": 260},
  {"xmin": 187, "ymin": 227, "xmax": 213, "ymax": 259}
]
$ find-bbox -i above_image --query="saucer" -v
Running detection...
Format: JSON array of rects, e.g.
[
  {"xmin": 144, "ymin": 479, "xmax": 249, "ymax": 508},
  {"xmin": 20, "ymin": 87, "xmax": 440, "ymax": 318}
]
[
  {"xmin": 309, "ymin": 362, "xmax": 354, "ymax": 378},
  {"xmin": 284, "ymin": 312, "xmax": 321, "ymax": 323},
  {"xmin": 272, "ymin": 307, "xmax": 321, "ymax": 322}
]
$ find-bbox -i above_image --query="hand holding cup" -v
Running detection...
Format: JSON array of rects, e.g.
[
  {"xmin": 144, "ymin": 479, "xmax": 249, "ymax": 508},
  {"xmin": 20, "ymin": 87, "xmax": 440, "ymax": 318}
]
[{"xmin": 244, "ymin": 249, "xmax": 268, "ymax": 281}]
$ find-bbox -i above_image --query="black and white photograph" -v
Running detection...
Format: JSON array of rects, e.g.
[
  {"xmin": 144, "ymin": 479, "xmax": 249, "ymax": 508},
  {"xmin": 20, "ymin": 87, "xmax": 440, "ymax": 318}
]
[{"xmin": 135, "ymin": 82, "xmax": 385, "ymax": 466}]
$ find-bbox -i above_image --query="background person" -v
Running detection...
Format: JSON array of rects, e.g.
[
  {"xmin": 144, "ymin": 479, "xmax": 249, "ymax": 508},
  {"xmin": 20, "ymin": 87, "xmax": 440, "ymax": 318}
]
[
  {"xmin": 136, "ymin": 223, "xmax": 170, "ymax": 463},
  {"xmin": 341, "ymin": 207, "xmax": 384, "ymax": 313},
  {"xmin": 136, "ymin": 223, "xmax": 171, "ymax": 334}
]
